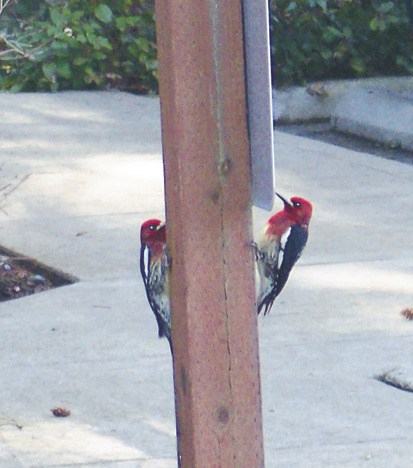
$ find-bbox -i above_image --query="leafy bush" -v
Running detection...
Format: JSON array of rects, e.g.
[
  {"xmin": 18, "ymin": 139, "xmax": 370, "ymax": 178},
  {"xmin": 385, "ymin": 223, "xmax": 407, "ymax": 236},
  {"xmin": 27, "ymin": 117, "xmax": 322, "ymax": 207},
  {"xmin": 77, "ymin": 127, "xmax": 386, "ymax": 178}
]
[
  {"xmin": 0, "ymin": 0, "xmax": 157, "ymax": 92},
  {"xmin": 270, "ymin": 0, "xmax": 413, "ymax": 87},
  {"xmin": 0, "ymin": 0, "xmax": 412, "ymax": 91}
]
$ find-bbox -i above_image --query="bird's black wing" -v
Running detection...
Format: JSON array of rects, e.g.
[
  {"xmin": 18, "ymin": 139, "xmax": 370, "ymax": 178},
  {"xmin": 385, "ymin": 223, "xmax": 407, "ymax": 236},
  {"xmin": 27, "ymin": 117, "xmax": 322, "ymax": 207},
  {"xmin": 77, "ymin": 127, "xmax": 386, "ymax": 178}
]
[{"xmin": 275, "ymin": 224, "xmax": 308, "ymax": 298}]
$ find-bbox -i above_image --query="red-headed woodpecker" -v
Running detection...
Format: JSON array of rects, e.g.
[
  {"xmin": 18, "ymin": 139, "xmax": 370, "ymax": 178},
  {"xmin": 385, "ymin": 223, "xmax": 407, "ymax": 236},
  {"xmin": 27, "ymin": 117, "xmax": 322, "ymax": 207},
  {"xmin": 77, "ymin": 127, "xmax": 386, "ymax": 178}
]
[
  {"xmin": 140, "ymin": 219, "xmax": 172, "ymax": 352},
  {"xmin": 253, "ymin": 193, "xmax": 313, "ymax": 315}
]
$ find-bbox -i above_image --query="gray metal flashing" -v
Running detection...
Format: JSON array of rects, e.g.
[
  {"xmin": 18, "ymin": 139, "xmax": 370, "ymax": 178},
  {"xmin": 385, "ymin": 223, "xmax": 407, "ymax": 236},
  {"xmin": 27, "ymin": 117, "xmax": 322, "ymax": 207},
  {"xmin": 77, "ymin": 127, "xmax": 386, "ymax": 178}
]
[{"xmin": 243, "ymin": 0, "xmax": 275, "ymax": 211}]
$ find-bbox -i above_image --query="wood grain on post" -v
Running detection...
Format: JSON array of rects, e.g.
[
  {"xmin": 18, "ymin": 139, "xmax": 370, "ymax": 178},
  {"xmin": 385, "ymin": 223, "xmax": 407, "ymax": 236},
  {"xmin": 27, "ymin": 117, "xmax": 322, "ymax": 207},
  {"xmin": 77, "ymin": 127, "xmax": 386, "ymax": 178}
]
[{"xmin": 154, "ymin": 0, "xmax": 265, "ymax": 466}]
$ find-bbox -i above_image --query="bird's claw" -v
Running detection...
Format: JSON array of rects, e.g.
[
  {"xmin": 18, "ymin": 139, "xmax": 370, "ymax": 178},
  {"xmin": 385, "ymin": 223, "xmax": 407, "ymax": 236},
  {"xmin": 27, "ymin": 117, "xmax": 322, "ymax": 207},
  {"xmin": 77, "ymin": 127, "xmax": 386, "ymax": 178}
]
[
  {"xmin": 247, "ymin": 241, "xmax": 265, "ymax": 261},
  {"xmin": 162, "ymin": 244, "xmax": 171, "ymax": 269}
]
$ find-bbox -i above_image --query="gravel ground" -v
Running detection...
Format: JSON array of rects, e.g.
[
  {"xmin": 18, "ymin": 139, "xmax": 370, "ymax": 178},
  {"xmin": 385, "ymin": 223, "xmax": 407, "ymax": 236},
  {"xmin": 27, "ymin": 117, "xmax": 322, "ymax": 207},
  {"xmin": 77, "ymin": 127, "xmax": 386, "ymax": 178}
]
[{"xmin": 0, "ymin": 246, "xmax": 76, "ymax": 302}]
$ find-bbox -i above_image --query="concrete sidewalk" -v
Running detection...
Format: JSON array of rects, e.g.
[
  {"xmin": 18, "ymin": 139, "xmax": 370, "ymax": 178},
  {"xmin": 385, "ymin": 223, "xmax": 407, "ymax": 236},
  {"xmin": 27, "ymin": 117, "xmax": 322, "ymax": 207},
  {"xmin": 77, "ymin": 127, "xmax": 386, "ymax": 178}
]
[{"xmin": 1, "ymin": 91, "xmax": 413, "ymax": 467}]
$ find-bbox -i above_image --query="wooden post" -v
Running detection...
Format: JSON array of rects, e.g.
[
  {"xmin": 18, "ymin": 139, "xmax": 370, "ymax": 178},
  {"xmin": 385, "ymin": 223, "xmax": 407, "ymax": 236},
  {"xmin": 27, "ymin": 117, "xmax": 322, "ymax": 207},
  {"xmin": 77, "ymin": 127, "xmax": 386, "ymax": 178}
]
[{"xmin": 154, "ymin": 0, "xmax": 265, "ymax": 466}]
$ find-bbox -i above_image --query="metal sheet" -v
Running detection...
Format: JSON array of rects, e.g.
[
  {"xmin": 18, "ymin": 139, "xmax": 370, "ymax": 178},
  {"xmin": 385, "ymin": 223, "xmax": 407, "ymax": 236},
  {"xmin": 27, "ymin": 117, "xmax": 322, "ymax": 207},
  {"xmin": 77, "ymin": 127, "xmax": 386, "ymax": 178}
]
[{"xmin": 243, "ymin": 0, "xmax": 275, "ymax": 211}]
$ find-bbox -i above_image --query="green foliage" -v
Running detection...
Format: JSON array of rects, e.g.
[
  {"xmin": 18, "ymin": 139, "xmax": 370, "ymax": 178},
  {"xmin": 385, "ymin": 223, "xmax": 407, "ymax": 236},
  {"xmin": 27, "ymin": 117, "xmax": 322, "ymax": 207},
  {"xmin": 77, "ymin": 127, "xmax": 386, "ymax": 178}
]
[
  {"xmin": 270, "ymin": 0, "xmax": 413, "ymax": 87},
  {"xmin": 1, "ymin": 0, "xmax": 413, "ymax": 91},
  {"xmin": 0, "ymin": 0, "xmax": 157, "ymax": 92}
]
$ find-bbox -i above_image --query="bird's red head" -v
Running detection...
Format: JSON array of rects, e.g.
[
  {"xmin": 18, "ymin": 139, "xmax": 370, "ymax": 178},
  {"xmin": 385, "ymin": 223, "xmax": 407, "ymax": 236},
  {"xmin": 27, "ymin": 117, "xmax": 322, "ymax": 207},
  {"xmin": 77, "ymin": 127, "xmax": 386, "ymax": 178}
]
[
  {"xmin": 277, "ymin": 193, "xmax": 313, "ymax": 226},
  {"xmin": 140, "ymin": 218, "xmax": 166, "ymax": 247}
]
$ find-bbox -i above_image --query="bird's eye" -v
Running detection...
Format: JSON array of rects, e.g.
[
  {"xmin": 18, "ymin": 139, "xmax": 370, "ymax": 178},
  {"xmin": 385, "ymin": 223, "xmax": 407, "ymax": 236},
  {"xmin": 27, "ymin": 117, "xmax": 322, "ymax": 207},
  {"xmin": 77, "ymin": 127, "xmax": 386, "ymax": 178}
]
[
  {"xmin": 149, "ymin": 225, "xmax": 156, "ymax": 230},
  {"xmin": 293, "ymin": 201, "xmax": 301, "ymax": 208}
]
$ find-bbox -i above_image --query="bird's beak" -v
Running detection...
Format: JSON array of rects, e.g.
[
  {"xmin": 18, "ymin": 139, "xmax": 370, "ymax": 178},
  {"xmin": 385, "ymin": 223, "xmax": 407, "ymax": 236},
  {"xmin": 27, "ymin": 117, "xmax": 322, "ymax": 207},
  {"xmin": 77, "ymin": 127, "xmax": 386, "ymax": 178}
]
[
  {"xmin": 276, "ymin": 192, "xmax": 292, "ymax": 207},
  {"xmin": 157, "ymin": 222, "xmax": 166, "ymax": 231}
]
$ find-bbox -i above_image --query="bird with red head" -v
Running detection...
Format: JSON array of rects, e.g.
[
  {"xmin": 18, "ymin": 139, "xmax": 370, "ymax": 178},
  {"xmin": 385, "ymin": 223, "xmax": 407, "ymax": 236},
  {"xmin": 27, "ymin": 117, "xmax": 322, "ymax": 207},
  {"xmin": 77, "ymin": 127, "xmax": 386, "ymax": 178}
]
[
  {"xmin": 140, "ymin": 218, "xmax": 172, "ymax": 352},
  {"xmin": 253, "ymin": 193, "xmax": 313, "ymax": 315}
]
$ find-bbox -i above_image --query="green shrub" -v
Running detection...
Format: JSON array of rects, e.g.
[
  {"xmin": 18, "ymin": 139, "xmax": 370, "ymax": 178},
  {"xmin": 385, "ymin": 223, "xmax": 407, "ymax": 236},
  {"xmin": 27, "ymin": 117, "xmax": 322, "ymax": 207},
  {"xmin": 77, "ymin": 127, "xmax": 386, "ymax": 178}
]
[
  {"xmin": 0, "ymin": 0, "xmax": 157, "ymax": 92},
  {"xmin": 270, "ymin": 0, "xmax": 413, "ymax": 87},
  {"xmin": 1, "ymin": 0, "xmax": 412, "ymax": 91}
]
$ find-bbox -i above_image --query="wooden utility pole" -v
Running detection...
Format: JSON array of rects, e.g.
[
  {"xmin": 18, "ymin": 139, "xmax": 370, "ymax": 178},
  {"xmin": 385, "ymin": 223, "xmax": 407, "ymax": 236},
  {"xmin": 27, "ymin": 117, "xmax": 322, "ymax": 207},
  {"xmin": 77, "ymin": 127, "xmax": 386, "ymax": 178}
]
[{"xmin": 155, "ymin": 1, "xmax": 265, "ymax": 466}]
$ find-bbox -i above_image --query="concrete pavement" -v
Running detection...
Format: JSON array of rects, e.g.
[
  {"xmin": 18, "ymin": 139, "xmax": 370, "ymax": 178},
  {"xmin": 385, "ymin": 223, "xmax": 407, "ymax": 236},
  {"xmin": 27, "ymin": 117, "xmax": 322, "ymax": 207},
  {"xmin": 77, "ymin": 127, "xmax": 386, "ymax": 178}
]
[{"xmin": 1, "ymin": 91, "xmax": 413, "ymax": 467}]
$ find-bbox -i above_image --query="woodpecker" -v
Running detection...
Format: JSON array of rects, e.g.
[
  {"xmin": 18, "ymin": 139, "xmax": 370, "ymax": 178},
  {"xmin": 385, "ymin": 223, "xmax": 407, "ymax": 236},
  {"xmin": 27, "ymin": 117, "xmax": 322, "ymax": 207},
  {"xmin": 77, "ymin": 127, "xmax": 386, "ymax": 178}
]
[
  {"xmin": 253, "ymin": 193, "xmax": 313, "ymax": 315},
  {"xmin": 140, "ymin": 219, "xmax": 172, "ymax": 353}
]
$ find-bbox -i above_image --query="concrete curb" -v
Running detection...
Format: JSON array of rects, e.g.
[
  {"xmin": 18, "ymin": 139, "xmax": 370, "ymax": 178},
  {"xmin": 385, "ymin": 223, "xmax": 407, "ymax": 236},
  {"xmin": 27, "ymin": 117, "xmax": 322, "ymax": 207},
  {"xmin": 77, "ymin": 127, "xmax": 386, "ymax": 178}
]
[
  {"xmin": 331, "ymin": 87, "xmax": 413, "ymax": 151},
  {"xmin": 273, "ymin": 76, "xmax": 413, "ymax": 151},
  {"xmin": 273, "ymin": 76, "xmax": 413, "ymax": 123}
]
